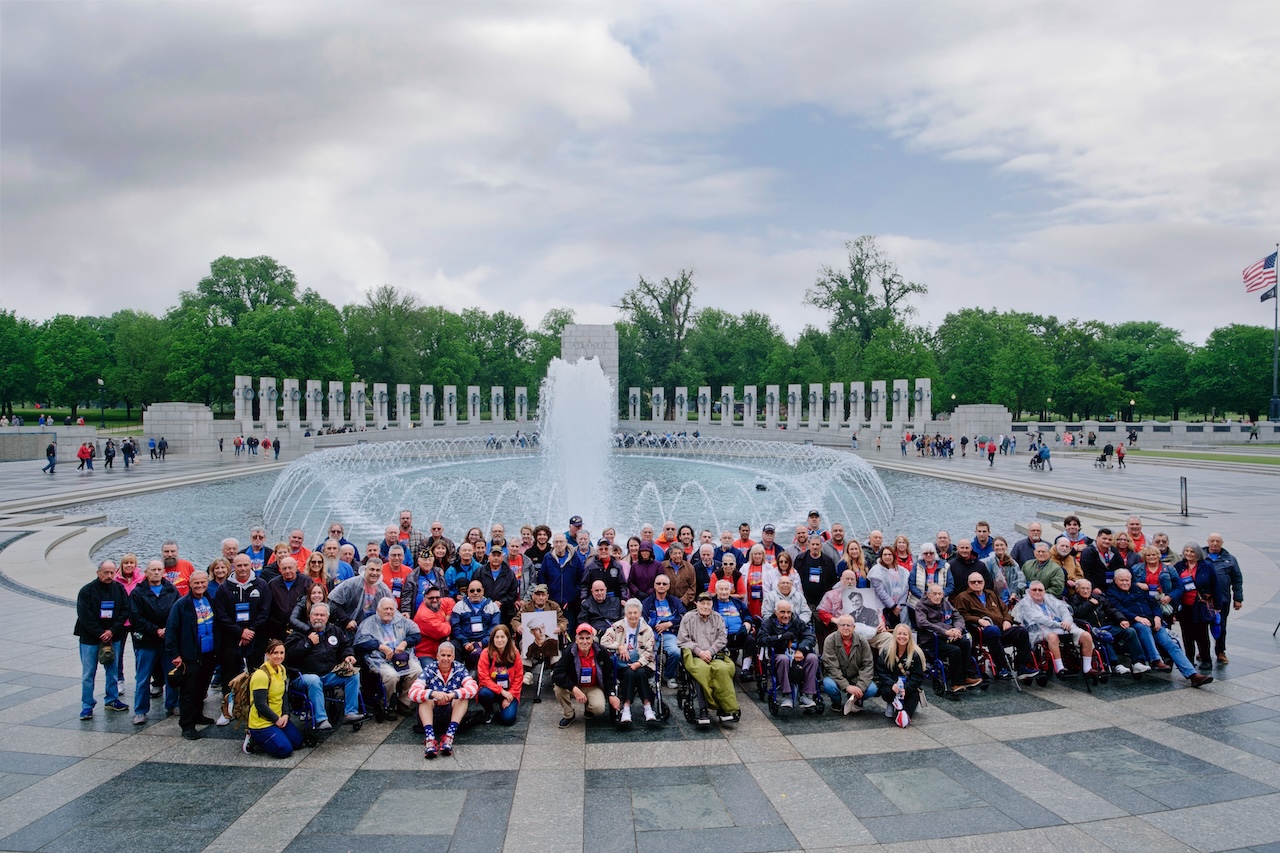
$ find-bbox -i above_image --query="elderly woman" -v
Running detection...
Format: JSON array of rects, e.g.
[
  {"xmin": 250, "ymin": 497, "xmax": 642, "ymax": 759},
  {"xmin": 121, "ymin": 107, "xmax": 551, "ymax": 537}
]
[
  {"xmin": 1133, "ymin": 545, "xmax": 1176, "ymax": 620},
  {"xmin": 354, "ymin": 598, "xmax": 423, "ymax": 720},
  {"xmin": 873, "ymin": 623, "xmax": 927, "ymax": 727},
  {"xmin": 1013, "ymin": 581, "xmax": 1095, "ymax": 678},
  {"xmin": 601, "ymin": 598, "xmax": 658, "ymax": 727},
  {"xmin": 985, "ymin": 536, "xmax": 1026, "ymax": 605},
  {"xmin": 764, "ymin": 573, "xmax": 813, "ymax": 624},
  {"xmin": 906, "ymin": 543, "xmax": 952, "ymax": 609},
  {"xmin": 408, "ymin": 641, "xmax": 478, "ymax": 758},
  {"xmin": 1173, "ymin": 542, "xmax": 1219, "ymax": 669}
]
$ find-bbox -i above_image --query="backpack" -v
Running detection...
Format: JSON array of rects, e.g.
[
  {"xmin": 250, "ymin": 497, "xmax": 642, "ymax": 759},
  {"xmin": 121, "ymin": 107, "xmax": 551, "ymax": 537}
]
[{"xmin": 226, "ymin": 669, "xmax": 257, "ymax": 728}]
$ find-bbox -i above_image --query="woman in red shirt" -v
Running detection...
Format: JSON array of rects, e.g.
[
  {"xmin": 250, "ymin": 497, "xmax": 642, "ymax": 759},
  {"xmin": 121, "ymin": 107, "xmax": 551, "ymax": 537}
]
[{"xmin": 476, "ymin": 624, "xmax": 522, "ymax": 725}]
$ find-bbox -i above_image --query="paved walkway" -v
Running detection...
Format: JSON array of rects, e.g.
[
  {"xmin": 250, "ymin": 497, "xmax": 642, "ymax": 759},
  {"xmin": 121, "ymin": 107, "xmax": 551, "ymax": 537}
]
[{"xmin": 0, "ymin": 450, "xmax": 1278, "ymax": 852}]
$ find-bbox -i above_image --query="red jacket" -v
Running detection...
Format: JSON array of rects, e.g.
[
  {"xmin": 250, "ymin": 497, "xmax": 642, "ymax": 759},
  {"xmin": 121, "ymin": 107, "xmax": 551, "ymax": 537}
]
[
  {"xmin": 413, "ymin": 597, "xmax": 455, "ymax": 659},
  {"xmin": 477, "ymin": 647, "xmax": 523, "ymax": 701}
]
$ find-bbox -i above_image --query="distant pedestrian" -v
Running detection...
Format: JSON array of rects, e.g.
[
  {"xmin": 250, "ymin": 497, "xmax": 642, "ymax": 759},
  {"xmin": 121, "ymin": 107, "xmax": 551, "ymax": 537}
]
[
  {"xmin": 42, "ymin": 441, "xmax": 57, "ymax": 474},
  {"xmin": 218, "ymin": 437, "xmax": 224, "ymax": 453},
  {"xmin": 157, "ymin": 437, "xmax": 168, "ymax": 460},
  {"xmin": 148, "ymin": 437, "xmax": 157, "ymax": 460},
  {"xmin": 1116, "ymin": 444, "xmax": 1126, "ymax": 469},
  {"xmin": 850, "ymin": 433, "xmax": 858, "ymax": 450},
  {"xmin": 273, "ymin": 437, "xmax": 281, "ymax": 460},
  {"xmin": 987, "ymin": 443, "xmax": 996, "ymax": 467}
]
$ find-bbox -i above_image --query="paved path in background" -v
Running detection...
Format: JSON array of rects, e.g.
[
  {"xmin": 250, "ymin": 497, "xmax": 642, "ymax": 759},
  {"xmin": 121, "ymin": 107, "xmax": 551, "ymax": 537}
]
[{"xmin": 0, "ymin": 448, "xmax": 1278, "ymax": 852}]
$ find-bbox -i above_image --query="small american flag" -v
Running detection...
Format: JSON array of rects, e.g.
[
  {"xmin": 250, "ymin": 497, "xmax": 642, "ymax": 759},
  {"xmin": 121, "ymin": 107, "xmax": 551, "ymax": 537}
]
[{"xmin": 1243, "ymin": 251, "xmax": 1277, "ymax": 293}]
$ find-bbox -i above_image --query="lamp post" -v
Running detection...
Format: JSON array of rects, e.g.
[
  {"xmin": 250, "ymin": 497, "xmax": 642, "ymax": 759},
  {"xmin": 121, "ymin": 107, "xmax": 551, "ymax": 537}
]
[
  {"xmin": 1129, "ymin": 398, "xmax": 1136, "ymax": 423},
  {"xmin": 1046, "ymin": 397, "xmax": 1052, "ymax": 421},
  {"xmin": 97, "ymin": 378, "xmax": 106, "ymax": 429}
]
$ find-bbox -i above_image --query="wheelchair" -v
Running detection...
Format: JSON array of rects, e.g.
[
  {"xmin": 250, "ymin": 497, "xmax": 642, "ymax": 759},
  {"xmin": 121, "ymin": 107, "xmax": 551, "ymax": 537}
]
[
  {"xmin": 922, "ymin": 632, "xmax": 988, "ymax": 700},
  {"xmin": 1030, "ymin": 627, "xmax": 1108, "ymax": 692},
  {"xmin": 967, "ymin": 623, "xmax": 1023, "ymax": 693},
  {"xmin": 675, "ymin": 651, "xmax": 740, "ymax": 730},
  {"xmin": 758, "ymin": 645, "xmax": 825, "ymax": 718},
  {"xmin": 287, "ymin": 674, "xmax": 366, "ymax": 741}
]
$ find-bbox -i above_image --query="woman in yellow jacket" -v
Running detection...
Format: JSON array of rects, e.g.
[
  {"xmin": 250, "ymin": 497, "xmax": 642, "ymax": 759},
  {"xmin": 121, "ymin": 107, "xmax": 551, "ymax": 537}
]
[{"xmin": 244, "ymin": 638, "xmax": 304, "ymax": 757}]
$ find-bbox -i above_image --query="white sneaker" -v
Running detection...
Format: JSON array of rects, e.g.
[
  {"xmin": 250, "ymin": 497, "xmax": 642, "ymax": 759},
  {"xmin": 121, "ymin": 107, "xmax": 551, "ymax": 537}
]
[
  {"xmin": 1114, "ymin": 664, "xmax": 1131, "ymax": 675},
  {"xmin": 643, "ymin": 706, "xmax": 656, "ymax": 722},
  {"xmin": 1132, "ymin": 662, "xmax": 1151, "ymax": 674},
  {"xmin": 315, "ymin": 720, "xmax": 332, "ymax": 731},
  {"xmin": 619, "ymin": 705, "xmax": 632, "ymax": 723},
  {"xmin": 215, "ymin": 714, "xmax": 230, "ymax": 727},
  {"xmin": 666, "ymin": 678, "xmax": 678, "ymax": 689},
  {"xmin": 242, "ymin": 733, "xmax": 253, "ymax": 754},
  {"xmin": 799, "ymin": 694, "xmax": 816, "ymax": 709},
  {"xmin": 523, "ymin": 671, "xmax": 534, "ymax": 687},
  {"xmin": 780, "ymin": 697, "xmax": 793, "ymax": 709}
]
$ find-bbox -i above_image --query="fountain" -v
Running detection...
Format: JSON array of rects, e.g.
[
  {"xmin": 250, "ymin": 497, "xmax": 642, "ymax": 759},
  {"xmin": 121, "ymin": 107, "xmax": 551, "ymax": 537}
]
[{"xmin": 261, "ymin": 357, "xmax": 894, "ymax": 539}]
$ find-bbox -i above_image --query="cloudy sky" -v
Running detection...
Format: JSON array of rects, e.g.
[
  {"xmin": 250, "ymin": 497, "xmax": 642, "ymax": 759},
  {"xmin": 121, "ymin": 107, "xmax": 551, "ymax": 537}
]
[{"xmin": 2, "ymin": 1, "xmax": 1277, "ymax": 342}]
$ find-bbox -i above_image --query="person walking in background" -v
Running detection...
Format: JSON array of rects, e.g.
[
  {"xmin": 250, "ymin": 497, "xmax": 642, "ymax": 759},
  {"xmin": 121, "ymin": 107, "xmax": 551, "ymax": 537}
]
[{"xmin": 41, "ymin": 441, "xmax": 57, "ymax": 474}]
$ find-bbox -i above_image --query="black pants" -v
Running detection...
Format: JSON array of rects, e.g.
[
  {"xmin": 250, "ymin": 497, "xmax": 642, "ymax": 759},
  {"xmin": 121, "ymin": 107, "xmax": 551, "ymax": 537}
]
[
  {"xmin": 727, "ymin": 630, "xmax": 757, "ymax": 666},
  {"xmin": 933, "ymin": 634, "xmax": 976, "ymax": 681},
  {"xmin": 219, "ymin": 637, "xmax": 264, "ymax": 695},
  {"xmin": 1177, "ymin": 608, "xmax": 1211, "ymax": 663},
  {"xmin": 1216, "ymin": 607, "xmax": 1231, "ymax": 655},
  {"xmin": 617, "ymin": 664, "xmax": 654, "ymax": 704},
  {"xmin": 178, "ymin": 654, "xmax": 216, "ymax": 731}
]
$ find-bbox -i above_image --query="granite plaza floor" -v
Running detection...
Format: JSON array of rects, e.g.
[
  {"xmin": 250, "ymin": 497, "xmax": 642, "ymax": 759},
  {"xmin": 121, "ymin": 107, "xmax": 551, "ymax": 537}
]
[{"xmin": 1, "ymin": 446, "xmax": 1279, "ymax": 852}]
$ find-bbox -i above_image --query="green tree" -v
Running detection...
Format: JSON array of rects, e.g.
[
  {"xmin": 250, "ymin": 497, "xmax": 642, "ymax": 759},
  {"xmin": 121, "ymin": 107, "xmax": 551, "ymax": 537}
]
[
  {"xmin": 1189, "ymin": 324, "xmax": 1274, "ymax": 421},
  {"xmin": 616, "ymin": 270, "xmax": 700, "ymax": 411},
  {"xmin": 232, "ymin": 293, "xmax": 352, "ymax": 386},
  {"xmin": 805, "ymin": 236, "xmax": 928, "ymax": 346},
  {"xmin": 35, "ymin": 314, "xmax": 109, "ymax": 417},
  {"xmin": 103, "ymin": 310, "xmax": 171, "ymax": 420},
  {"xmin": 1139, "ymin": 342, "xmax": 1193, "ymax": 418},
  {"xmin": 0, "ymin": 309, "xmax": 38, "ymax": 417},
  {"xmin": 165, "ymin": 299, "xmax": 235, "ymax": 407},
  {"xmin": 342, "ymin": 285, "xmax": 423, "ymax": 386},
  {"xmin": 989, "ymin": 328, "xmax": 1058, "ymax": 418},
  {"xmin": 195, "ymin": 255, "xmax": 299, "ymax": 325}
]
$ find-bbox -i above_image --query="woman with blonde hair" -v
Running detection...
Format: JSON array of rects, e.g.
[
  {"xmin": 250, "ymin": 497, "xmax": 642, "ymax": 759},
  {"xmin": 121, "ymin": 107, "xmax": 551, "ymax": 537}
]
[{"xmin": 872, "ymin": 623, "xmax": 926, "ymax": 728}]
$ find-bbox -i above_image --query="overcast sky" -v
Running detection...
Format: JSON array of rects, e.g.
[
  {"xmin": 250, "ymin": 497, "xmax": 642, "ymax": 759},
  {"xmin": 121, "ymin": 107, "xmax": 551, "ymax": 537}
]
[{"xmin": 3, "ymin": 1, "xmax": 1277, "ymax": 343}]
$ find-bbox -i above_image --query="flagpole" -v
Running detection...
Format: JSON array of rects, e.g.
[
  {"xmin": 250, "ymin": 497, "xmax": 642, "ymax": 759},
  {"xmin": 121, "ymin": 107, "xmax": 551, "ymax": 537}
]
[{"xmin": 1272, "ymin": 241, "xmax": 1279, "ymax": 422}]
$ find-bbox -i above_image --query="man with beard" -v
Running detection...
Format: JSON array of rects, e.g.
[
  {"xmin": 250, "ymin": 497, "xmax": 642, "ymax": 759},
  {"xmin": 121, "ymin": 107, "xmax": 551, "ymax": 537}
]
[
  {"xmin": 320, "ymin": 538, "xmax": 355, "ymax": 586},
  {"xmin": 161, "ymin": 540, "xmax": 195, "ymax": 596},
  {"xmin": 286, "ymin": 602, "xmax": 364, "ymax": 729}
]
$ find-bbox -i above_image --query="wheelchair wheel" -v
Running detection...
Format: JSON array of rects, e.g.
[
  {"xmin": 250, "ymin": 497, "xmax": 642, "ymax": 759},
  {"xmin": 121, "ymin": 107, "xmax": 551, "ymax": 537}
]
[
  {"xmin": 767, "ymin": 692, "xmax": 780, "ymax": 717},
  {"xmin": 932, "ymin": 678, "xmax": 946, "ymax": 697},
  {"xmin": 1036, "ymin": 671, "xmax": 1050, "ymax": 687},
  {"xmin": 756, "ymin": 677, "xmax": 766, "ymax": 702}
]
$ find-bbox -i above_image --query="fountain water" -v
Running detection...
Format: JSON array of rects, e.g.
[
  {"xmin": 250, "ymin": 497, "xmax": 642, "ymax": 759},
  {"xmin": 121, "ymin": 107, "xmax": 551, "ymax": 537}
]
[{"xmin": 538, "ymin": 357, "xmax": 616, "ymax": 532}]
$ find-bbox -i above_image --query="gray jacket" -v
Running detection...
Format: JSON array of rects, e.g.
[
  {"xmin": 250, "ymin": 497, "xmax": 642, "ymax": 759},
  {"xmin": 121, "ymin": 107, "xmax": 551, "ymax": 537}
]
[{"xmin": 677, "ymin": 609, "xmax": 727, "ymax": 656}]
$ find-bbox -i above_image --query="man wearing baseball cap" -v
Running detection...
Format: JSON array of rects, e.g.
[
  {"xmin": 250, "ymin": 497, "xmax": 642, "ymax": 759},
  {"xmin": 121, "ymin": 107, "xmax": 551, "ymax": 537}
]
[
  {"xmin": 511, "ymin": 584, "xmax": 566, "ymax": 685},
  {"xmin": 552, "ymin": 623, "xmax": 619, "ymax": 727},
  {"xmin": 564, "ymin": 515, "xmax": 584, "ymax": 543},
  {"xmin": 677, "ymin": 591, "xmax": 739, "ymax": 726}
]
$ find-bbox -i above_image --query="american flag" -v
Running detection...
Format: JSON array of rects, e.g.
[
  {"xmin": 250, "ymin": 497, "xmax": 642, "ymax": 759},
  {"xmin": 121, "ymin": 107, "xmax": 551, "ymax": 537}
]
[{"xmin": 1243, "ymin": 251, "xmax": 1277, "ymax": 293}]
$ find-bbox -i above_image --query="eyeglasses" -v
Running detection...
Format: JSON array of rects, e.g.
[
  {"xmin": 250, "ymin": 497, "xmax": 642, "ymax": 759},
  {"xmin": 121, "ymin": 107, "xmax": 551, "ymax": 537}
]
[
  {"xmin": 251, "ymin": 534, "xmax": 266, "ymax": 539},
  {"xmin": 721, "ymin": 562, "xmax": 735, "ymax": 566},
  {"xmin": 969, "ymin": 580, "xmax": 983, "ymax": 585},
  {"xmin": 425, "ymin": 595, "xmax": 441, "ymax": 601}
]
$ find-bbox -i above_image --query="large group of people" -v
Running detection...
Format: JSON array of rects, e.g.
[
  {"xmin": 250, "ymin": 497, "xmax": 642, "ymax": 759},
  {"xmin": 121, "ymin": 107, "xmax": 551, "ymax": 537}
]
[{"xmin": 74, "ymin": 510, "xmax": 1245, "ymax": 759}]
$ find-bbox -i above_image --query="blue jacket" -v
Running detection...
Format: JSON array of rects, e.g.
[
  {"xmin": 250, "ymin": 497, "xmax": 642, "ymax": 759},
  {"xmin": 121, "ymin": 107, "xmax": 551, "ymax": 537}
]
[
  {"xmin": 643, "ymin": 593, "xmax": 686, "ymax": 633},
  {"xmin": 165, "ymin": 593, "xmax": 220, "ymax": 664},
  {"xmin": 1203, "ymin": 549, "xmax": 1243, "ymax": 607},
  {"xmin": 541, "ymin": 550, "xmax": 585, "ymax": 608},
  {"xmin": 1105, "ymin": 585, "xmax": 1157, "ymax": 623},
  {"xmin": 1172, "ymin": 559, "xmax": 1220, "ymax": 609},
  {"xmin": 450, "ymin": 597, "xmax": 502, "ymax": 647}
]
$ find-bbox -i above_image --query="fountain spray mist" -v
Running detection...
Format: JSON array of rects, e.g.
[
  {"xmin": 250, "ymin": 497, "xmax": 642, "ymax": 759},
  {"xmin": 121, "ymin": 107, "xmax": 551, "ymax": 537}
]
[{"xmin": 538, "ymin": 357, "xmax": 615, "ymax": 533}]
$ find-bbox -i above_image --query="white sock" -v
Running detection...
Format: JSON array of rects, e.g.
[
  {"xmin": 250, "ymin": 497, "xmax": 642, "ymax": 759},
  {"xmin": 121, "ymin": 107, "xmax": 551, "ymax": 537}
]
[
  {"xmin": 1053, "ymin": 659, "xmax": 1064, "ymax": 672},
  {"xmin": 1082, "ymin": 659, "xmax": 1093, "ymax": 673}
]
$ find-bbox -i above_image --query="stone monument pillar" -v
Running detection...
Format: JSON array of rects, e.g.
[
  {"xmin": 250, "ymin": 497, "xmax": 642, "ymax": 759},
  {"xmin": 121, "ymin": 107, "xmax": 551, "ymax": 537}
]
[
  {"xmin": 808, "ymin": 383, "xmax": 824, "ymax": 430},
  {"xmin": 328, "ymin": 381, "xmax": 346, "ymax": 429},
  {"xmin": 651, "ymin": 388, "xmax": 665, "ymax": 421},
  {"xmin": 352, "ymin": 383, "xmax": 368, "ymax": 429},
  {"xmin": 913, "ymin": 378, "xmax": 932, "ymax": 424},
  {"xmin": 675, "ymin": 387, "xmax": 688, "ymax": 424},
  {"xmin": 765, "ymin": 385, "xmax": 779, "ymax": 429},
  {"xmin": 743, "ymin": 385, "xmax": 757, "ymax": 428},
  {"xmin": 395, "ymin": 385, "xmax": 411, "ymax": 427},
  {"xmin": 306, "ymin": 380, "xmax": 323, "ymax": 427},
  {"xmin": 787, "ymin": 384, "xmax": 801, "ymax": 430},
  {"xmin": 829, "ymin": 383, "xmax": 844, "ymax": 429},
  {"xmin": 892, "ymin": 379, "xmax": 909, "ymax": 426},
  {"xmin": 282, "ymin": 379, "xmax": 301, "ymax": 430},
  {"xmin": 444, "ymin": 386, "xmax": 458, "ymax": 426},
  {"xmin": 514, "ymin": 387, "xmax": 527, "ymax": 423},
  {"xmin": 561, "ymin": 324, "xmax": 620, "ymax": 397},
  {"xmin": 466, "ymin": 386, "xmax": 480, "ymax": 423},
  {"xmin": 697, "ymin": 386, "xmax": 711, "ymax": 425},
  {"xmin": 234, "ymin": 375, "xmax": 252, "ymax": 423},
  {"xmin": 869, "ymin": 381, "xmax": 885, "ymax": 427},
  {"xmin": 259, "ymin": 377, "xmax": 278, "ymax": 432},
  {"xmin": 720, "ymin": 386, "xmax": 735, "ymax": 426},
  {"xmin": 491, "ymin": 387, "xmax": 505, "ymax": 423},
  {"xmin": 628, "ymin": 387, "xmax": 641, "ymax": 421},
  {"xmin": 420, "ymin": 385, "xmax": 434, "ymax": 428},
  {"xmin": 848, "ymin": 382, "xmax": 864, "ymax": 429},
  {"xmin": 372, "ymin": 383, "xmax": 388, "ymax": 429}
]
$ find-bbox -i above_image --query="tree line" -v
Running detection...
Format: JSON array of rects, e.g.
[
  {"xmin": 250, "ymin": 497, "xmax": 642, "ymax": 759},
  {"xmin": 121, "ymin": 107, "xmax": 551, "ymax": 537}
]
[{"xmin": 1, "ymin": 241, "xmax": 1274, "ymax": 422}]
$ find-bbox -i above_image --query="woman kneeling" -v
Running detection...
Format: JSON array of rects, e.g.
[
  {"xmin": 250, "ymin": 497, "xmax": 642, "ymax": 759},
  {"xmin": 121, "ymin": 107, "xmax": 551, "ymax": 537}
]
[{"xmin": 244, "ymin": 639, "xmax": 305, "ymax": 757}]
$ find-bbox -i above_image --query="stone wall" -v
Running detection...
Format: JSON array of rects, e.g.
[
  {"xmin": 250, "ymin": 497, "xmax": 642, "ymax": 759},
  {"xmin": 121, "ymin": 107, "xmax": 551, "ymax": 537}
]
[{"xmin": 560, "ymin": 324, "xmax": 619, "ymax": 393}]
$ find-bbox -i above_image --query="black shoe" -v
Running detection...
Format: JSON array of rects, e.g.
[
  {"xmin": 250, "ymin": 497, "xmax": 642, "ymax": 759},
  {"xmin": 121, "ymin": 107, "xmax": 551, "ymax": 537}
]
[
  {"xmin": 181, "ymin": 729, "xmax": 203, "ymax": 741},
  {"xmin": 1198, "ymin": 660, "xmax": 1213, "ymax": 670},
  {"xmin": 195, "ymin": 715, "xmax": 216, "ymax": 725},
  {"xmin": 558, "ymin": 713, "xmax": 577, "ymax": 729}
]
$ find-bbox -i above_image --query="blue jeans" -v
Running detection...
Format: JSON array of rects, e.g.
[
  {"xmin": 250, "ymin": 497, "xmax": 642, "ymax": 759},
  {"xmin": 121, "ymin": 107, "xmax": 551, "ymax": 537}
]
[
  {"xmin": 477, "ymin": 687, "xmax": 520, "ymax": 725},
  {"xmin": 296, "ymin": 671, "xmax": 361, "ymax": 722},
  {"xmin": 249, "ymin": 720, "xmax": 304, "ymax": 757},
  {"xmin": 42, "ymin": 456, "xmax": 56, "ymax": 472},
  {"xmin": 822, "ymin": 676, "xmax": 878, "ymax": 706},
  {"xmin": 1132, "ymin": 622, "xmax": 1195, "ymax": 677},
  {"xmin": 656, "ymin": 632, "xmax": 681, "ymax": 679},
  {"xmin": 133, "ymin": 646, "xmax": 177, "ymax": 715},
  {"xmin": 80, "ymin": 641, "xmax": 122, "ymax": 714}
]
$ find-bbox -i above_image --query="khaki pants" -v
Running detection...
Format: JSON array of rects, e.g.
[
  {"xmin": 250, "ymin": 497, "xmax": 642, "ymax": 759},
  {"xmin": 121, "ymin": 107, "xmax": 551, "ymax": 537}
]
[
  {"xmin": 682, "ymin": 649, "xmax": 739, "ymax": 714},
  {"xmin": 554, "ymin": 685, "xmax": 606, "ymax": 719}
]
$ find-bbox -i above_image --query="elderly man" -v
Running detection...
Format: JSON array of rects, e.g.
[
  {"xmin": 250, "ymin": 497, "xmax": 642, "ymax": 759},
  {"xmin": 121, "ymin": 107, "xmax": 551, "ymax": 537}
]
[
  {"xmin": 1066, "ymin": 578, "xmax": 1144, "ymax": 676},
  {"xmin": 129, "ymin": 558, "xmax": 180, "ymax": 724},
  {"xmin": 408, "ymin": 641, "xmax": 478, "ymax": 757},
  {"xmin": 643, "ymin": 574, "xmax": 686, "ymax": 687},
  {"xmin": 1203, "ymin": 533, "xmax": 1244, "ymax": 664},
  {"xmin": 934, "ymin": 530, "xmax": 956, "ymax": 561},
  {"xmin": 553, "ymin": 624, "xmax": 620, "ymax": 728},
  {"xmin": 165, "ymin": 570, "xmax": 220, "ymax": 739},
  {"xmin": 765, "ymin": 573, "xmax": 812, "ymax": 624},
  {"xmin": 820, "ymin": 614, "xmax": 877, "ymax": 713},
  {"xmin": 677, "ymin": 592, "xmax": 739, "ymax": 726},
  {"xmin": 411, "ymin": 585, "xmax": 455, "ymax": 665},
  {"xmin": 862, "ymin": 530, "xmax": 886, "ymax": 566},
  {"xmin": 213, "ymin": 552, "xmax": 270, "ymax": 725},
  {"xmin": 952, "ymin": 572, "xmax": 1037, "ymax": 679},
  {"xmin": 242, "ymin": 527, "xmax": 271, "ymax": 571},
  {"xmin": 581, "ymin": 579, "xmax": 623, "ymax": 636},
  {"xmin": 1125, "ymin": 516, "xmax": 1148, "ymax": 552},
  {"xmin": 285, "ymin": 602, "xmax": 364, "ymax": 729},
  {"xmin": 220, "ymin": 538, "xmax": 240, "ymax": 566},
  {"xmin": 1107, "ymin": 569, "xmax": 1212, "ymax": 686},
  {"xmin": 329, "ymin": 562, "xmax": 394, "ymax": 633},
  {"xmin": 1022, "ymin": 541, "xmax": 1065, "ymax": 598},
  {"xmin": 1010, "ymin": 522, "xmax": 1044, "ymax": 566},
  {"xmin": 758, "ymin": 599, "xmax": 819, "ymax": 711},
  {"xmin": 355, "ymin": 598, "xmax": 423, "ymax": 719},
  {"xmin": 1013, "ymin": 581, "xmax": 1096, "ymax": 678},
  {"xmin": 675, "ymin": 543, "xmax": 717, "ymax": 605},
  {"xmin": 512, "ymin": 584, "xmax": 567, "ymax": 683},
  {"xmin": 277, "ymin": 529, "xmax": 312, "ymax": 568},
  {"xmin": 316, "ymin": 521, "xmax": 360, "ymax": 563},
  {"xmin": 479, "ymin": 545, "xmax": 520, "ymax": 624},
  {"xmin": 916, "ymin": 583, "xmax": 985, "ymax": 696},
  {"xmin": 319, "ymin": 538, "xmax": 355, "ymax": 587},
  {"xmin": 450, "ymin": 580, "xmax": 502, "ymax": 669},
  {"xmin": 75, "ymin": 560, "xmax": 130, "ymax": 720},
  {"xmin": 541, "ymin": 533, "xmax": 585, "ymax": 624},
  {"xmin": 265, "ymin": 556, "xmax": 314, "ymax": 641},
  {"xmin": 817, "ymin": 570, "xmax": 867, "ymax": 627}
]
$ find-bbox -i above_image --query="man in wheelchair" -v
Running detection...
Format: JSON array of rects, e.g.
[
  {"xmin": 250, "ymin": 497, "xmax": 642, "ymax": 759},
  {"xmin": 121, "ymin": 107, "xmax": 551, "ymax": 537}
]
[
  {"xmin": 677, "ymin": 592, "xmax": 740, "ymax": 727},
  {"xmin": 285, "ymin": 602, "xmax": 365, "ymax": 730},
  {"xmin": 758, "ymin": 600, "xmax": 820, "ymax": 712},
  {"xmin": 711, "ymin": 579, "xmax": 758, "ymax": 680},
  {"xmin": 1012, "ymin": 581, "xmax": 1095, "ymax": 679}
]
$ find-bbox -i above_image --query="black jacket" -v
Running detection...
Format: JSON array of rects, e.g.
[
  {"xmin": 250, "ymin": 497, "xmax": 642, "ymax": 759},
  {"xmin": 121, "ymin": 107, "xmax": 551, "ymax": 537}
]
[
  {"xmin": 266, "ymin": 575, "xmax": 315, "ymax": 639},
  {"xmin": 129, "ymin": 580, "xmax": 180, "ymax": 649},
  {"xmin": 552, "ymin": 641, "xmax": 616, "ymax": 693},
  {"xmin": 74, "ymin": 579, "xmax": 128, "ymax": 643},
  {"xmin": 479, "ymin": 564, "xmax": 520, "ymax": 610},
  {"xmin": 1066, "ymin": 590, "xmax": 1126, "ymax": 629},
  {"xmin": 758, "ymin": 614, "xmax": 816, "ymax": 654},
  {"xmin": 285, "ymin": 623, "xmax": 354, "ymax": 675},
  {"xmin": 794, "ymin": 552, "xmax": 837, "ymax": 607},
  {"xmin": 580, "ymin": 595, "xmax": 623, "ymax": 636},
  {"xmin": 1080, "ymin": 546, "xmax": 1123, "ymax": 591},
  {"xmin": 164, "ymin": 593, "xmax": 220, "ymax": 664},
  {"xmin": 213, "ymin": 577, "xmax": 270, "ymax": 640}
]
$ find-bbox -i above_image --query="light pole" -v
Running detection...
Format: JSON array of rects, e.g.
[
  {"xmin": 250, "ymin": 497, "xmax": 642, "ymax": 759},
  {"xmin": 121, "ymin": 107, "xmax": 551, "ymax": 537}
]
[
  {"xmin": 1129, "ymin": 398, "xmax": 1136, "ymax": 423},
  {"xmin": 97, "ymin": 378, "xmax": 106, "ymax": 429}
]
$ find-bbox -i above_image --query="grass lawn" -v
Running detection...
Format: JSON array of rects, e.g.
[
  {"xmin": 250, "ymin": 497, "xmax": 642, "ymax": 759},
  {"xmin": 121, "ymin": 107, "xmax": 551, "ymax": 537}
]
[{"xmin": 1123, "ymin": 448, "xmax": 1280, "ymax": 466}]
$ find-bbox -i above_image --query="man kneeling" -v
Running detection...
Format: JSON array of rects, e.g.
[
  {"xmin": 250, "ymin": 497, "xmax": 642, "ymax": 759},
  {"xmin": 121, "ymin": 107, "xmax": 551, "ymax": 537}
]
[
  {"xmin": 407, "ymin": 642, "xmax": 477, "ymax": 759},
  {"xmin": 553, "ymin": 624, "xmax": 620, "ymax": 728}
]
